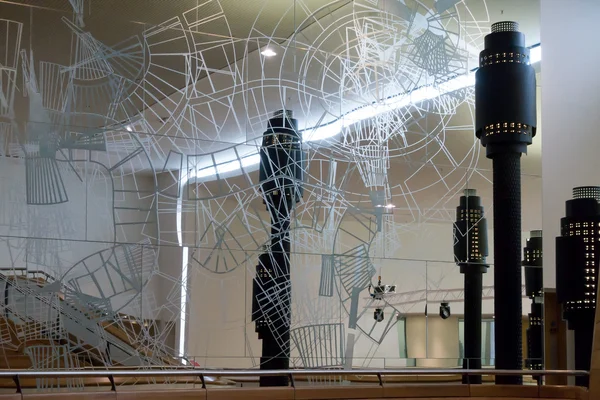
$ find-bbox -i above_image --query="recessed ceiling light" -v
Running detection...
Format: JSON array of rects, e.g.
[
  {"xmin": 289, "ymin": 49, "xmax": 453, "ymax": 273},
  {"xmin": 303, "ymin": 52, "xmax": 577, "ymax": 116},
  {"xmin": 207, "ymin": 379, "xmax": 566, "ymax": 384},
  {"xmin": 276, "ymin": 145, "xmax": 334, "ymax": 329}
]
[{"xmin": 261, "ymin": 48, "xmax": 277, "ymax": 57}]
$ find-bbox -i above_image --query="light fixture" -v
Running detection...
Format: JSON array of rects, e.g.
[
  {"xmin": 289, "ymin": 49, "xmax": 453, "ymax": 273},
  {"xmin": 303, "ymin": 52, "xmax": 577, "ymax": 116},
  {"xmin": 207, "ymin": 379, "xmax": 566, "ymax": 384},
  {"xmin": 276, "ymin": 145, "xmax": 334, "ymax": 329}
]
[
  {"xmin": 439, "ymin": 302, "xmax": 451, "ymax": 319},
  {"xmin": 261, "ymin": 48, "xmax": 277, "ymax": 57},
  {"xmin": 385, "ymin": 204, "xmax": 395, "ymax": 209}
]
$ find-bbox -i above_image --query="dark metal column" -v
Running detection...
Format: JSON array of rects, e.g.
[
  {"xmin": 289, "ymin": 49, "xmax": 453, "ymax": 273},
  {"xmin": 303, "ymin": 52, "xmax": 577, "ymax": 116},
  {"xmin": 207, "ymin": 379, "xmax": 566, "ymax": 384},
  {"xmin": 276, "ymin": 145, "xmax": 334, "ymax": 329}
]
[
  {"xmin": 463, "ymin": 272, "xmax": 483, "ymax": 379},
  {"xmin": 454, "ymin": 189, "xmax": 488, "ymax": 384},
  {"xmin": 475, "ymin": 21, "xmax": 537, "ymax": 384},
  {"xmin": 492, "ymin": 152, "xmax": 523, "ymax": 383},
  {"xmin": 523, "ymin": 230, "xmax": 543, "ymax": 378},
  {"xmin": 252, "ymin": 110, "xmax": 305, "ymax": 387}
]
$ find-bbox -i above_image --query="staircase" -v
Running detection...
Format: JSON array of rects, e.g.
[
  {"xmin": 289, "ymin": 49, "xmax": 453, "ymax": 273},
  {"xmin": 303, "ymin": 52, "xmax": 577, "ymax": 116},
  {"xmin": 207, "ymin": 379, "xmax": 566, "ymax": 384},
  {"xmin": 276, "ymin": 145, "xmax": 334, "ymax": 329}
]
[{"xmin": 0, "ymin": 269, "xmax": 180, "ymax": 370}]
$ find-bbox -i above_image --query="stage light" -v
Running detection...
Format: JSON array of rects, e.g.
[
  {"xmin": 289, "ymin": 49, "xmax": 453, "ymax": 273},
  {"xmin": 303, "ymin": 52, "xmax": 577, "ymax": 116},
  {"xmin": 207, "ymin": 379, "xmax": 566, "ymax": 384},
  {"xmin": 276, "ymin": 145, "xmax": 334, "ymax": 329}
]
[{"xmin": 439, "ymin": 302, "xmax": 451, "ymax": 319}]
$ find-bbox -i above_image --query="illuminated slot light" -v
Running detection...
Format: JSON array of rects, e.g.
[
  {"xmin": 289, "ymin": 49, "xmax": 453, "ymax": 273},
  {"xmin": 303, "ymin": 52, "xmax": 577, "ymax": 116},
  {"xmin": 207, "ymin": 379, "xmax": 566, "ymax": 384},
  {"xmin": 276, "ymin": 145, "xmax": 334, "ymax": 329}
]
[{"xmin": 194, "ymin": 153, "xmax": 261, "ymax": 179}]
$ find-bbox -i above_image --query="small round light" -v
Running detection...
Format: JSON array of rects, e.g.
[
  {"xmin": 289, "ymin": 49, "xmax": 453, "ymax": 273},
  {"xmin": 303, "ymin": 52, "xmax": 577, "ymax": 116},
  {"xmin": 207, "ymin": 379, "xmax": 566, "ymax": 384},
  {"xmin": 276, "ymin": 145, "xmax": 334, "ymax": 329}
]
[{"xmin": 261, "ymin": 48, "xmax": 277, "ymax": 57}]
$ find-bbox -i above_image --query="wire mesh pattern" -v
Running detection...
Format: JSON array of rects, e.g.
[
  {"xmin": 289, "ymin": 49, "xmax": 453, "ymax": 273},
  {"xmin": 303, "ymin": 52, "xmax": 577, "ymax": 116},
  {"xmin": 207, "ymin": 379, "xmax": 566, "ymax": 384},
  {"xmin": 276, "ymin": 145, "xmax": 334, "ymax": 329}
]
[
  {"xmin": 25, "ymin": 345, "xmax": 84, "ymax": 389},
  {"xmin": 0, "ymin": 0, "xmax": 502, "ymax": 373},
  {"xmin": 291, "ymin": 323, "xmax": 345, "ymax": 385}
]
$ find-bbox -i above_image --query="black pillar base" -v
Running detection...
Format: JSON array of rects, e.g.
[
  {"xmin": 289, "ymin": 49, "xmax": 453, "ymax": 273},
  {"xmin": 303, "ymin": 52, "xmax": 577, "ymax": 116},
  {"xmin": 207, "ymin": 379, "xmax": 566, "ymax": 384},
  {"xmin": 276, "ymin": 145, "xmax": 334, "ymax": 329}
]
[
  {"xmin": 260, "ymin": 358, "xmax": 289, "ymax": 387},
  {"xmin": 462, "ymin": 267, "xmax": 484, "ymax": 385},
  {"xmin": 574, "ymin": 318, "xmax": 594, "ymax": 388},
  {"xmin": 492, "ymin": 153, "xmax": 523, "ymax": 385},
  {"xmin": 259, "ymin": 329, "xmax": 290, "ymax": 387}
]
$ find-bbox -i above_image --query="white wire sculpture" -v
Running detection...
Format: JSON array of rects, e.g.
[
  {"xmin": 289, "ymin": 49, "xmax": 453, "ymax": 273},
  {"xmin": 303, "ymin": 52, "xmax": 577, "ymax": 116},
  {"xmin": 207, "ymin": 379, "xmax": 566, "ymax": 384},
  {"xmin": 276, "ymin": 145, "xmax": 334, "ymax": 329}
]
[{"xmin": 0, "ymin": 0, "xmax": 500, "ymax": 383}]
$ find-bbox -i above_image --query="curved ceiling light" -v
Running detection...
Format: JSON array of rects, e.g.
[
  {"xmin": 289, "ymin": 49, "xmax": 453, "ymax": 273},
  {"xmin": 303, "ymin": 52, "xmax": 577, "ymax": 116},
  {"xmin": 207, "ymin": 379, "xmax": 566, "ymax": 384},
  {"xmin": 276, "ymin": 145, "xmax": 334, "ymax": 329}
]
[{"xmin": 190, "ymin": 44, "xmax": 542, "ymax": 181}]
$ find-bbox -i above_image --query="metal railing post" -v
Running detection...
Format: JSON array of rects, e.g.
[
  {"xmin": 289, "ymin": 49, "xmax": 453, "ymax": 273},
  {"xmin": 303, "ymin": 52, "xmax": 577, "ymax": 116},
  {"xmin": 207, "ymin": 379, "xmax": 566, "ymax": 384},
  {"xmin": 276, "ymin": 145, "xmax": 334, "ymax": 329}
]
[
  {"xmin": 13, "ymin": 375, "xmax": 21, "ymax": 394},
  {"xmin": 108, "ymin": 374, "xmax": 116, "ymax": 391}
]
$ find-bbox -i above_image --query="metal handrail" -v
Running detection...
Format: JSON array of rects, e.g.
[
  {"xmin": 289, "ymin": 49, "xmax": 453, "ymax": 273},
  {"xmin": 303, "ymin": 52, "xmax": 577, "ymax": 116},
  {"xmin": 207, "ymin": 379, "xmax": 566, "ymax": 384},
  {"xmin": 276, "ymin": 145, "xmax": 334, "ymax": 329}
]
[
  {"xmin": 0, "ymin": 368, "xmax": 587, "ymax": 378},
  {"xmin": 0, "ymin": 368, "xmax": 588, "ymax": 393},
  {"xmin": 0, "ymin": 268, "xmax": 58, "ymax": 284}
]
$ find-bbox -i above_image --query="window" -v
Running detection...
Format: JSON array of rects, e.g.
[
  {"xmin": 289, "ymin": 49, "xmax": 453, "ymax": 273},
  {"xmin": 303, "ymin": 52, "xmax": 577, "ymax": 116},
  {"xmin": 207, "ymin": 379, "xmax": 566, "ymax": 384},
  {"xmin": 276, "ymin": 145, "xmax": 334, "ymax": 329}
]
[
  {"xmin": 397, "ymin": 317, "xmax": 407, "ymax": 358},
  {"xmin": 458, "ymin": 318, "xmax": 495, "ymax": 366},
  {"xmin": 395, "ymin": 316, "xmax": 415, "ymax": 367}
]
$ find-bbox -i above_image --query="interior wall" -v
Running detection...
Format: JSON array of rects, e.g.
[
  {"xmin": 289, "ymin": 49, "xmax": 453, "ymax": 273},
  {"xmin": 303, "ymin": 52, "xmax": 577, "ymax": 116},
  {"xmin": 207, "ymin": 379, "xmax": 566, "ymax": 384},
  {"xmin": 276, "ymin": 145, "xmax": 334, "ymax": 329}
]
[
  {"xmin": 541, "ymin": 0, "xmax": 600, "ymax": 289},
  {"xmin": 406, "ymin": 315, "xmax": 460, "ymax": 368}
]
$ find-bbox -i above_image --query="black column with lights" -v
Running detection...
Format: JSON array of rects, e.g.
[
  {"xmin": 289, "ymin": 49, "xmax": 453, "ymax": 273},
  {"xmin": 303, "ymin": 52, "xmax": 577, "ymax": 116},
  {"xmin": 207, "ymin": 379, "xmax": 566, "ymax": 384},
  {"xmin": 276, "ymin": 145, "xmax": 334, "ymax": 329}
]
[
  {"xmin": 556, "ymin": 186, "xmax": 600, "ymax": 388},
  {"xmin": 523, "ymin": 230, "xmax": 543, "ymax": 376},
  {"xmin": 453, "ymin": 189, "xmax": 488, "ymax": 384},
  {"xmin": 475, "ymin": 21, "xmax": 537, "ymax": 384},
  {"xmin": 252, "ymin": 110, "xmax": 305, "ymax": 387}
]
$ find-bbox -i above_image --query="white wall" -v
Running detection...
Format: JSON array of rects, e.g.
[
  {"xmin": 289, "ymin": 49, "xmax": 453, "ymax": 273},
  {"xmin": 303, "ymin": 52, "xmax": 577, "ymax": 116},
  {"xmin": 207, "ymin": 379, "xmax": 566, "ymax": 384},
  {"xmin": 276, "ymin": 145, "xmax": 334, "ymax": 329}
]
[
  {"xmin": 541, "ymin": 0, "xmax": 600, "ymax": 289},
  {"xmin": 406, "ymin": 315, "xmax": 460, "ymax": 368}
]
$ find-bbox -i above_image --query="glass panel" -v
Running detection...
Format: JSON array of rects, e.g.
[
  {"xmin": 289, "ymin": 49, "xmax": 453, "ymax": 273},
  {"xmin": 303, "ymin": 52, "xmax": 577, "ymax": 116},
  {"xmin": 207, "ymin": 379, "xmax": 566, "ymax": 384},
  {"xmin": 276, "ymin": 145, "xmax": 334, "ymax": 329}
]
[
  {"xmin": 397, "ymin": 317, "xmax": 407, "ymax": 358},
  {"xmin": 458, "ymin": 318, "xmax": 495, "ymax": 367}
]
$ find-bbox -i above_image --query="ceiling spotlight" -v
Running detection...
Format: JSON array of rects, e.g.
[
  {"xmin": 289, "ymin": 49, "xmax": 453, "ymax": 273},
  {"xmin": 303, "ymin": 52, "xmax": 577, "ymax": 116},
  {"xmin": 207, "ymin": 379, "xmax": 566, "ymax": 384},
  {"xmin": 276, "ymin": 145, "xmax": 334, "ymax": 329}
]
[
  {"xmin": 261, "ymin": 48, "xmax": 277, "ymax": 57},
  {"xmin": 385, "ymin": 204, "xmax": 395, "ymax": 209},
  {"xmin": 374, "ymin": 308, "xmax": 384, "ymax": 322},
  {"xmin": 125, "ymin": 125, "xmax": 132, "ymax": 132}
]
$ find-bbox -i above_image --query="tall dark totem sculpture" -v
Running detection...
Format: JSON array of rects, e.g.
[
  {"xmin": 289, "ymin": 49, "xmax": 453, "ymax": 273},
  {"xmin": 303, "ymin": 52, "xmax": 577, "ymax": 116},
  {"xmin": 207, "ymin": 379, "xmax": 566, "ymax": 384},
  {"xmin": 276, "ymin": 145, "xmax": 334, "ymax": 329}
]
[
  {"xmin": 523, "ymin": 231, "xmax": 543, "ymax": 374},
  {"xmin": 252, "ymin": 110, "xmax": 305, "ymax": 387},
  {"xmin": 556, "ymin": 186, "xmax": 600, "ymax": 387},
  {"xmin": 453, "ymin": 189, "xmax": 488, "ymax": 384},
  {"xmin": 475, "ymin": 21, "xmax": 536, "ymax": 384}
]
